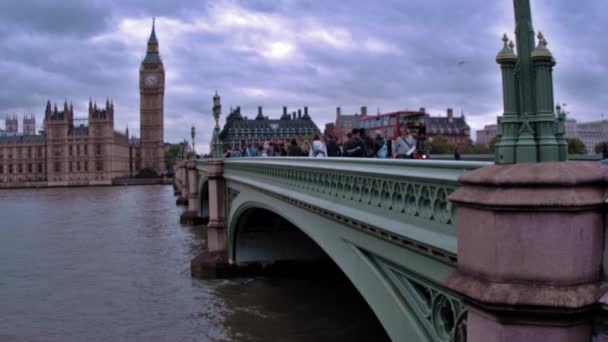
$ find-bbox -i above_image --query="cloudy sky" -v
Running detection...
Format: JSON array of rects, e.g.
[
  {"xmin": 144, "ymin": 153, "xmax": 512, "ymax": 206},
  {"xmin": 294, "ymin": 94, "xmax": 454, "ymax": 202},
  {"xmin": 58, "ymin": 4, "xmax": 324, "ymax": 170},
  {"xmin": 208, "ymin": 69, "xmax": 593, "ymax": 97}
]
[{"xmin": 1, "ymin": 0, "xmax": 606, "ymax": 153}]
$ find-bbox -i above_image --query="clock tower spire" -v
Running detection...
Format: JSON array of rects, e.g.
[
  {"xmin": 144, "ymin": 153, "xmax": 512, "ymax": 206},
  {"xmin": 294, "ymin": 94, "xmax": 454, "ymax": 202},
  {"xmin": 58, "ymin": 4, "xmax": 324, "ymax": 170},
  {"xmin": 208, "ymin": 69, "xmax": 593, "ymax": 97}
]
[{"xmin": 139, "ymin": 18, "xmax": 165, "ymax": 174}]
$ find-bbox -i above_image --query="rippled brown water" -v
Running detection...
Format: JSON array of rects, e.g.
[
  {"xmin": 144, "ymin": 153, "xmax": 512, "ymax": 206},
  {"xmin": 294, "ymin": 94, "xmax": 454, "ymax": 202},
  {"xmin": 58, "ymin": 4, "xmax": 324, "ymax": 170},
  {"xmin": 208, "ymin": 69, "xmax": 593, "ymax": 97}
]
[{"xmin": 0, "ymin": 185, "xmax": 389, "ymax": 342}]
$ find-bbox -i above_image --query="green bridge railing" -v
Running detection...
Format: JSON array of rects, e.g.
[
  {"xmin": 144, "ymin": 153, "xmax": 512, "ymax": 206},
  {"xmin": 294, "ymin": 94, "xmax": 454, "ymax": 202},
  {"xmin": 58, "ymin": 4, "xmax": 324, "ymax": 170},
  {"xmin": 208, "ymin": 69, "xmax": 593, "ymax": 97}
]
[
  {"xmin": 222, "ymin": 157, "xmax": 488, "ymax": 265},
  {"xmin": 430, "ymin": 154, "xmax": 602, "ymax": 162}
]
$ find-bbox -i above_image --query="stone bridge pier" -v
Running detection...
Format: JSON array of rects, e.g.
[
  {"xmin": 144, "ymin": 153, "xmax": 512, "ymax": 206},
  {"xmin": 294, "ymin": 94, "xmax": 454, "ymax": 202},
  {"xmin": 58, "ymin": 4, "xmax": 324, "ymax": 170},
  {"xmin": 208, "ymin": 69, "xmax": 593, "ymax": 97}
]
[
  {"xmin": 190, "ymin": 159, "xmax": 230, "ymax": 278},
  {"xmin": 175, "ymin": 162, "xmax": 188, "ymax": 206},
  {"xmin": 172, "ymin": 162, "xmax": 183, "ymax": 195},
  {"xmin": 179, "ymin": 160, "xmax": 206, "ymax": 225}
]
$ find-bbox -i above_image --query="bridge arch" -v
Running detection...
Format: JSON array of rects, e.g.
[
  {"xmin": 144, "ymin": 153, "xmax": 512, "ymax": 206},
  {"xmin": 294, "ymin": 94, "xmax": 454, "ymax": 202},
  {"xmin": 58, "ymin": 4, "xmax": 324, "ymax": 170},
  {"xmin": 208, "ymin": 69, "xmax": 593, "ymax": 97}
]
[
  {"xmin": 198, "ymin": 177, "xmax": 209, "ymax": 221},
  {"xmin": 225, "ymin": 188, "xmax": 459, "ymax": 342},
  {"xmin": 230, "ymin": 204, "xmax": 329, "ymax": 263}
]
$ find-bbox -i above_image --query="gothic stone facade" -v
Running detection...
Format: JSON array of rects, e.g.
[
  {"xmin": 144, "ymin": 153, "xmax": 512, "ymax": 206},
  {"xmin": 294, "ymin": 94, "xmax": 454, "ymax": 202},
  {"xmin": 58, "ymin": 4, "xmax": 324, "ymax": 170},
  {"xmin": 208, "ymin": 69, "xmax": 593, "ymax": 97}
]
[
  {"xmin": 0, "ymin": 100, "xmax": 133, "ymax": 187},
  {"xmin": 218, "ymin": 105, "xmax": 320, "ymax": 150}
]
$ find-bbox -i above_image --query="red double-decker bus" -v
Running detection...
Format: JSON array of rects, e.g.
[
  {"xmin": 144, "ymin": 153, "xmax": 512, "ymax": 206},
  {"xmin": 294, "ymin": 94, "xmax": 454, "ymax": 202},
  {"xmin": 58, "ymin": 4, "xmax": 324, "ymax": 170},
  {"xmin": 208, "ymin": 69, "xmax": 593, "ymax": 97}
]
[
  {"xmin": 359, "ymin": 110, "xmax": 425, "ymax": 139},
  {"xmin": 359, "ymin": 110, "xmax": 429, "ymax": 158}
]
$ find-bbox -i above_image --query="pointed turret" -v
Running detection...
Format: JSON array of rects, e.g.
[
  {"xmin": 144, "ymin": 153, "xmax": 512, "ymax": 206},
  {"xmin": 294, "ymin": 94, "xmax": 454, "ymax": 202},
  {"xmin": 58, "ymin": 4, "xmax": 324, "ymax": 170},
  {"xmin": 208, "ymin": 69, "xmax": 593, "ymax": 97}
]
[
  {"xmin": 142, "ymin": 18, "xmax": 162, "ymax": 65},
  {"xmin": 148, "ymin": 17, "xmax": 158, "ymax": 46},
  {"xmin": 303, "ymin": 106, "xmax": 311, "ymax": 120},
  {"xmin": 45, "ymin": 100, "xmax": 52, "ymax": 119},
  {"xmin": 212, "ymin": 91, "xmax": 222, "ymax": 129},
  {"xmin": 255, "ymin": 106, "xmax": 264, "ymax": 120}
]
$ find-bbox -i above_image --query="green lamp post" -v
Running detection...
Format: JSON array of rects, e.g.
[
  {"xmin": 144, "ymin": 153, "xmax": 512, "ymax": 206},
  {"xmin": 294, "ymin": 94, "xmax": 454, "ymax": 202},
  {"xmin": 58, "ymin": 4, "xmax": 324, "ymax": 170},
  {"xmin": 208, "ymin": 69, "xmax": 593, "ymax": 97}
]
[
  {"xmin": 212, "ymin": 91, "xmax": 224, "ymax": 158},
  {"xmin": 191, "ymin": 125, "xmax": 196, "ymax": 159},
  {"xmin": 495, "ymin": 0, "xmax": 566, "ymax": 164}
]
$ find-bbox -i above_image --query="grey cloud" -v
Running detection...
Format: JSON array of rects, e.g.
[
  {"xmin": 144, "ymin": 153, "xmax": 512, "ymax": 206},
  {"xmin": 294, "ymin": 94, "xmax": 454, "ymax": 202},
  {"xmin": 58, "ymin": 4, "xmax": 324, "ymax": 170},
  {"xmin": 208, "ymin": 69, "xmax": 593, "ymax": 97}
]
[
  {"xmin": 0, "ymin": 0, "xmax": 606, "ymax": 152},
  {"xmin": 0, "ymin": 0, "xmax": 110, "ymax": 37}
]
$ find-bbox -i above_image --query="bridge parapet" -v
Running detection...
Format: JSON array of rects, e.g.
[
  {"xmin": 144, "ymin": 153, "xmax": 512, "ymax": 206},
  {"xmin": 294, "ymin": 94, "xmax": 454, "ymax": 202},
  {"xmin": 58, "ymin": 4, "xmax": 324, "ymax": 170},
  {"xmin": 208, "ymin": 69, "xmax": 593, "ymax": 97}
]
[{"xmin": 223, "ymin": 158, "xmax": 488, "ymax": 263}]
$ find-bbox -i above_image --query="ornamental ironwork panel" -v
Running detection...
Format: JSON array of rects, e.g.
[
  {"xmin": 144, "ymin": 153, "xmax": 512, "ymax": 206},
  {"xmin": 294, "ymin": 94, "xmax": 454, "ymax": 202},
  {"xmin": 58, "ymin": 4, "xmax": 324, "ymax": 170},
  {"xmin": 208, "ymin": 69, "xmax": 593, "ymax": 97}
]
[
  {"xmin": 368, "ymin": 252, "xmax": 467, "ymax": 342},
  {"xmin": 227, "ymin": 187, "xmax": 240, "ymax": 215},
  {"xmin": 224, "ymin": 162, "xmax": 458, "ymax": 226}
]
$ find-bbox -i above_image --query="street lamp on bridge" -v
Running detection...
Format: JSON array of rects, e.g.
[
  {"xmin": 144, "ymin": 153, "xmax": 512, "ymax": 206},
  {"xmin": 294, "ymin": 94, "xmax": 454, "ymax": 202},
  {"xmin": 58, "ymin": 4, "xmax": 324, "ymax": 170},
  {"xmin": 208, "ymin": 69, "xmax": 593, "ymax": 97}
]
[{"xmin": 191, "ymin": 125, "xmax": 196, "ymax": 159}]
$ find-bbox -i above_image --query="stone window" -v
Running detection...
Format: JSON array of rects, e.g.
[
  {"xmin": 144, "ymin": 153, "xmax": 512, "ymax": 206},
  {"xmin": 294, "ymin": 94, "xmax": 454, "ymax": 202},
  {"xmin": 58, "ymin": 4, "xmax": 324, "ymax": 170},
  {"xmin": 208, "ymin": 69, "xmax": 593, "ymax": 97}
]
[
  {"xmin": 18, "ymin": 164, "xmax": 22, "ymax": 173},
  {"xmin": 77, "ymin": 145, "xmax": 80, "ymax": 155},
  {"xmin": 69, "ymin": 145, "xmax": 73, "ymax": 156},
  {"xmin": 84, "ymin": 145, "xmax": 88, "ymax": 155},
  {"xmin": 96, "ymin": 144, "xmax": 102, "ymax": 155},
  {"xmin": 27, "ymin": 164, "xmax": 32, "ymax": 173},
  {"xmin": 37, "ymin": 146, "xmax": 42, "ymax": 158},
  {"xmin": 8, "ymin": 164, "xmax": 13, "ymax": 174},
  {"xmin": 27, "ymin": 146, "xmax": 32, "ymax": 157},
  {"xmin": 84, "ymin": 161, "xmax": 88, "ymax": 172},
  {"xmin": 17, "ymin": 147, "xmax": 22, "ymax": 156},
  {"xmin": 96, "ymin": 160, "xmax": 103, "ymax": 172},
  {"xmin": 0, "ymin": 164, "xmax": 3, "ymax": 174},
  {"xmin": 69, "ymin": 162, "xmax": 73, "ymax": 172},
  {"xmin": 38, "ymin": 163, "xmax": 42, "ymax": 173},
  {"xmin": 54, "ymin": 162, "xmax": 60, "ymax": 173},
  {"xmin": 77, "ymin": 162, "xmax": 80, "ymax": 171}
]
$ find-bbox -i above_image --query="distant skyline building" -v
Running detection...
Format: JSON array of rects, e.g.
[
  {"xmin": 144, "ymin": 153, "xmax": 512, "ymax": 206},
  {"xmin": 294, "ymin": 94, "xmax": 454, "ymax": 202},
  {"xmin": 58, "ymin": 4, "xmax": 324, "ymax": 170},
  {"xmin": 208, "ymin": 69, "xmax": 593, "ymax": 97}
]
[
  {"xmin": 218, "ymin": 100, "xmax": 320, "ymax": 150},
  {"xmin": 23, "ymin": 114, "xmax": 35, "ymax": 135},
  {"xmin": 0, "ymin": 114, "xmax": 36, "ymax": 136},
  {"xmin": 334, "ymin": 107, "xmax": 362, "ymax": 142},
  {"xmin": 575, "ymin": 119, "xmax": 608, "ymax": 154},
  {"xmin": 476, "ymin": 124, "xmax": 497, "ymax": 147},
  {"xmin": 0, "ymin": 99, "xmax": 135, "ymax": 187},
  {"xmin": 5, "ymin": 115, "xmax": 18, "ymax": 134},
  {"xmin": 476, "ymin": 104, "xmax": 608, "ymax": 154}
]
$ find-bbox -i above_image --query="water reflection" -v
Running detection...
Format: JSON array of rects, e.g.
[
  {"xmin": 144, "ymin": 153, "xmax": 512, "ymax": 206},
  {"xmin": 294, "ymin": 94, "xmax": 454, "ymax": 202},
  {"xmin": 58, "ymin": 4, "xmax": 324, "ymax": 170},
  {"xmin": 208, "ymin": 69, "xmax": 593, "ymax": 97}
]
[
  {"xmin": 0, "ymin": 185, "xmax": 389, "ymax": 342},
  {"xmin": 211, "ymin": 268, "xmax": 390, "ymax": 342}
]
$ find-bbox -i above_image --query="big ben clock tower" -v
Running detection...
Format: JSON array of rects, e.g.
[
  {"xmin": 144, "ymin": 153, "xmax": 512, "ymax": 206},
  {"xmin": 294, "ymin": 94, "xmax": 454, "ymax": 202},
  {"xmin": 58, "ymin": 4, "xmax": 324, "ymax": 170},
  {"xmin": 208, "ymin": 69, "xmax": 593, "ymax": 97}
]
[{"xmin": 140, "ymin": 18, "xmax": 165, "ymax": 174}]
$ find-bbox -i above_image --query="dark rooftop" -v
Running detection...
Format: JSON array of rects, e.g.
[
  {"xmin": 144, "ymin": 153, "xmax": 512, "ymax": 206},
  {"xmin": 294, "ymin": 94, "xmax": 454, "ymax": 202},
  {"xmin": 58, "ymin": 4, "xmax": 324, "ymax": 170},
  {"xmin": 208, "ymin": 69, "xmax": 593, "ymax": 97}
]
[{"xmin": 0, "ymin": 134, "xmax": 45, "ymax": 144}]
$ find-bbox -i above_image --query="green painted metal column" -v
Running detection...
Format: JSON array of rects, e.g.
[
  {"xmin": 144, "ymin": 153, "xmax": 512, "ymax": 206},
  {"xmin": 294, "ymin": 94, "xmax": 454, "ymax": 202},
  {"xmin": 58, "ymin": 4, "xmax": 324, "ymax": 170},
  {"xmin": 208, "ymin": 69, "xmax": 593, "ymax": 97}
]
[
  {"xmin": 495, "ymin": 35, "xmax": 518, "ymax": 164},
  {"xmin": 212, "ymin": 91, "xmax": 224, "ymax": 159},
  {"xmin": 495, "ymin": 0, "xmax": 566, "ymax": 164},
  {"xmin": 447, "ymin": 1, "xmax": 607, "ymax": 341}
]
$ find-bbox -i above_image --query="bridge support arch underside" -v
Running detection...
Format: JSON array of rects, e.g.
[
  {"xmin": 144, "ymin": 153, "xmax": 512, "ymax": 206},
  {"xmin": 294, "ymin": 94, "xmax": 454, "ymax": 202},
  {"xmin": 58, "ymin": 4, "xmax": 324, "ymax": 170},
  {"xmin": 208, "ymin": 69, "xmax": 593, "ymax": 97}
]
[
  {"xmin": 227, "ymin": 182, "xmax": 466, "ymax": 342},
  {"xmin": 199, "ymin": 178, "xmax": 210, "ymax": 221}
]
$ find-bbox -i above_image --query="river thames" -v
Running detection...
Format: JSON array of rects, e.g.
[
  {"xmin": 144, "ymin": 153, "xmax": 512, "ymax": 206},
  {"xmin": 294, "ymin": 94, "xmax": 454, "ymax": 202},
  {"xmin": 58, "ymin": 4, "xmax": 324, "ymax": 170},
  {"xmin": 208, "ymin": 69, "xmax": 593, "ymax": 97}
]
[{"xmin": 0, "ymin": 185, "xmax": 389, "ymax": 342}]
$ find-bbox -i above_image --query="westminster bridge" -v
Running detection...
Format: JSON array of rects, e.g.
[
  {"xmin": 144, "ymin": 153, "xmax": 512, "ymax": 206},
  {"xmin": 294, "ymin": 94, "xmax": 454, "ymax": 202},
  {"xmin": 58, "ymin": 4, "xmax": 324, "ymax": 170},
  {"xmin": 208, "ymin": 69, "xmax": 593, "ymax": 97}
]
[
  {"xmin": 172, "ymin": 0, "xmax": 608, "ymax": 340},
  {"xmin": 173, "ymin": 157, "xmax": 608, "ymax": 342}
]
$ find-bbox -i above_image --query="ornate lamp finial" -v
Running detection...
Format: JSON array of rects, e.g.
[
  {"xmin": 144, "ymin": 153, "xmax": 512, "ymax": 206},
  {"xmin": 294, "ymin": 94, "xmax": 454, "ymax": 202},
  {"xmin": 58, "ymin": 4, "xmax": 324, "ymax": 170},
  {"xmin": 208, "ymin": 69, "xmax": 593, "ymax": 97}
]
[
  {"xmin": 537, "ymin": 32, "xmax": 544, "ymax": 45},
  {"xmin": 502, "ymin": 33, "xmax": 509, "ymax": 45},
  {"xmin": 191, "ymin": 125, "xmax": 196, "ymax": 158},
  {"xmin": 508, "ymin": 41, "xmax": 515, "ymax": 49}
]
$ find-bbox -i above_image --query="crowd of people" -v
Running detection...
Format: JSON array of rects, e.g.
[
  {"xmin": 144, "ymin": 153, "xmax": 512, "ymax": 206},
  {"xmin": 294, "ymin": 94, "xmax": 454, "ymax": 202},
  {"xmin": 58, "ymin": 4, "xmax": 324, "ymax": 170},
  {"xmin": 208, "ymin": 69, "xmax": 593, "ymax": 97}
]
[{"xmin": 224, "ymin": 126, "xmax": 419, "ymax": 159}]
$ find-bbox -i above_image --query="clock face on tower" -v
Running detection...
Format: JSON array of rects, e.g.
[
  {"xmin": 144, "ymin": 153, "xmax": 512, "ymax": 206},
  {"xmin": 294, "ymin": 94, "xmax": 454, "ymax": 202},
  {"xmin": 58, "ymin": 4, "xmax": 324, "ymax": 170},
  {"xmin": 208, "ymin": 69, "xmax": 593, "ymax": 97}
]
[{"xmin": 144, "ymin": 74, "xmax": 158, "ymax": 87}]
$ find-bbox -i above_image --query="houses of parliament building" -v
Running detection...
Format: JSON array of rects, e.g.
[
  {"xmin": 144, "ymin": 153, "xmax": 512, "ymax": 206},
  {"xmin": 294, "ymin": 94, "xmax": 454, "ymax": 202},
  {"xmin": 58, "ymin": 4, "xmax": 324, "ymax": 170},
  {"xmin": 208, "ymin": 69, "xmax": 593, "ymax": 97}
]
[{"xmin": 0, "ymin": 21, "xmax": 166, "ymax": 188}]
